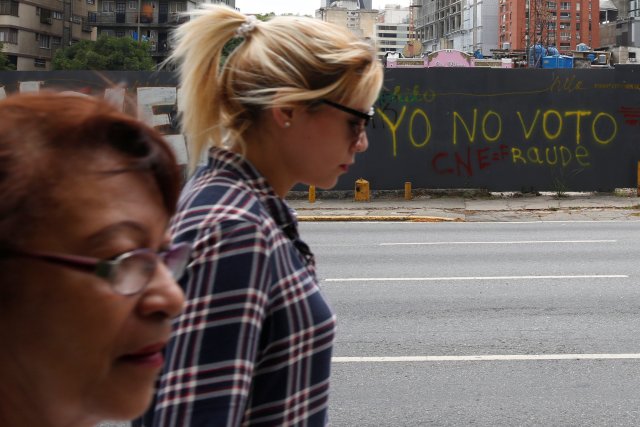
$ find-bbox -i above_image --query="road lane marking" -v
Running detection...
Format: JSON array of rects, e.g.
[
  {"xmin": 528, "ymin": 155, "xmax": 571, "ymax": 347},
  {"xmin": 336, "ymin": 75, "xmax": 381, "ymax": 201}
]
[
  {"xmin": 333, "ymin": 354, "xmax": 640, "ymax": 362},
  {"xmin": 379, "ymin": 240, "xmax": 617, "ymax": 246},
  {"xmin": 324, "ymin": 275, "xmax": 628, "ymax": 282}
]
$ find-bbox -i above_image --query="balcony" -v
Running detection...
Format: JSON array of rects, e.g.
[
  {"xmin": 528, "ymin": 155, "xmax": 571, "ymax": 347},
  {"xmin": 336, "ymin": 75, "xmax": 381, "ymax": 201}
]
[{"xmin": 93, "ymin": 10, "xmax": 185, "ymax": 26}]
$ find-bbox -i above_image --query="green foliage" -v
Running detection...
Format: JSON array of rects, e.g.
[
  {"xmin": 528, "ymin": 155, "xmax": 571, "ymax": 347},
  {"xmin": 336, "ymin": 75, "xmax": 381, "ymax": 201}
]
[
  {"xmin": 0, "ymin": 42, "xmax": 15, "ymax": 71},
  {"xmin": 52, "ymin": 35, "xmax": 155, "ymax": 70}
]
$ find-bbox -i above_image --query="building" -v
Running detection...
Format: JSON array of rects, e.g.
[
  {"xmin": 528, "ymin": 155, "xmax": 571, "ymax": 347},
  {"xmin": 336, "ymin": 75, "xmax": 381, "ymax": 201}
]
[
  {"xmin": 92, "ymin": 0, "xmax": 234, "ymax": 66},
  {"xmin": 316, "ymin": 1, "xmax": 378, "ymax": 39},
  {"xmin": 414, "ymin": 0, "xmax": 498, "ymax": 56},
  {"xmin": 375, "ymin": 4, "xmax": 410, "ymax": 59},
  {"xmin": 497, "ymin": 0, "xmax": 600, "ymax": 53},
  {"xmin": 599, "ymin": 0, "xmax": 640, "ymax": 63},
  {"xmin": 0, "ymin": 0, "xmax": 234, "ymax": 70},
  {"xmin": 0, "ymin": 0, "xmax": 96, "ymax": 70}
]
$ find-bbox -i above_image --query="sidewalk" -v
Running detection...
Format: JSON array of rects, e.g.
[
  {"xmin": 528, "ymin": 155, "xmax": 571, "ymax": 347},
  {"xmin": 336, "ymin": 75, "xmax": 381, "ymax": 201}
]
[{"xmin": 286, "ymin": 191, "xmax": 640, "ymax": 222}]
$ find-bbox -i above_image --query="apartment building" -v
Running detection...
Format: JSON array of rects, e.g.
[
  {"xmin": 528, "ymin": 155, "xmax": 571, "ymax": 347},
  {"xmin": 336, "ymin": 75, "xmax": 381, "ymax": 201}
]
[
  {"xmin": 498, "ymin": 0, "xmax": 600, "ymax": 52},
  {"xmin": 600, "ymin": 0, "xmax": 640, "ymax": 63},
  {"xmin": 316, "ymin": 1, "xmax": 377, "ymax": 39},
  {"xmin": 414, "ymin": 0, "xmax": 498, "ymax": 56},
  {"xmin": 92, "ymin": 0, "xmax": 234, "ymax": 64},
  {"xmin": 0, "ymin": 0, "xmax": 95, "ymax": 70},
  {"xmin": 375, "ymin": 4, "xmax": 410, "ymax": 59}
]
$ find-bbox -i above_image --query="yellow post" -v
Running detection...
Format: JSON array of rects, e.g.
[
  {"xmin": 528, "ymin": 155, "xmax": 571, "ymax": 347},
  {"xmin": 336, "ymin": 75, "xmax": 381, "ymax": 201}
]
[
  {"xmin": 354, "ymin": 178, "xmax": 370, "ymax": 202},
  {"xmin": 309, "ymin": 185, "xmax": 316, "ymax": 203},
  {"xmin": 637, "ymin": 161, "xmax": 640, "ymax": 197},
  {"xmin": 404, "ymin": 182, "xmax": 412, "ymax": 200}
]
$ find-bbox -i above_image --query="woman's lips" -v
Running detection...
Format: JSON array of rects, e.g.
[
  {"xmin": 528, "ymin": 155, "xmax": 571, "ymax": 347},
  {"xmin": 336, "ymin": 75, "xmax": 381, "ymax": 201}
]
[{"xmin": 119, "ymin": 342, "xmax": 166, "ymax": 367}]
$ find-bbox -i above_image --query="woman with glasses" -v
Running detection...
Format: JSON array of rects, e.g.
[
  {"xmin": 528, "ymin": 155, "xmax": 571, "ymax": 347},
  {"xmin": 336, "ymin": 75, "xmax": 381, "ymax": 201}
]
[
  {"xmin": 0, "ymin": 92, "xmax": 188, "ymax": 427},
  {"xmin": 140, "ymin": 4, "xmax": 383, "ymax": 427}
]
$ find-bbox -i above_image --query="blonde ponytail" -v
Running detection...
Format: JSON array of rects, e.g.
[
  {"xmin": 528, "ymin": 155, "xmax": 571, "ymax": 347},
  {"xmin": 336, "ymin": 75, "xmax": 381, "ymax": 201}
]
[
  {"xmin": 170, "ymin": 5, "xmax": 383, "ymax": 174},
  {"xmin": 169, "ymin": 5, "xmax": 248, "ymax": 171}
]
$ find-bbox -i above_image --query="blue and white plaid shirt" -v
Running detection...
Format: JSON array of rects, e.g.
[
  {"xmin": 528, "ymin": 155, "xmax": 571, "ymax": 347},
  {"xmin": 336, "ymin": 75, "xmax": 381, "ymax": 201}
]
[{"xmin": 146, "ymin": 148, "xmax": 336, "ymax": 427}]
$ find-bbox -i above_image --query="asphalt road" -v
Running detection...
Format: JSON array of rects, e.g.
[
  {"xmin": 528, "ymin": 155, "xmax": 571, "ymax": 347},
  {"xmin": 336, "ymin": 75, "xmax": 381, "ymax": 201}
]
[{"xmin": 301, "ymin": 220, "xmax": 640, "ymax": 426}]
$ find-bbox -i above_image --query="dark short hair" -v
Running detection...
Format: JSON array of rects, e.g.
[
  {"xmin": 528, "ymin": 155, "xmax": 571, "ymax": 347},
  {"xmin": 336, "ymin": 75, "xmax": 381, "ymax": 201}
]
[{"xmin": 0, "ymin": 91, "xmax": 181, "ymax": 247}]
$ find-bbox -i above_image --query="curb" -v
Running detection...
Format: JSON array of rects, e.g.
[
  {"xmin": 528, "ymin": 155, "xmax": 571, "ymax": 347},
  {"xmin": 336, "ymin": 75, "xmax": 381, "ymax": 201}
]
[{"xmin": 296, "ymin": 215, "xmax": 462, "ymax": 222}]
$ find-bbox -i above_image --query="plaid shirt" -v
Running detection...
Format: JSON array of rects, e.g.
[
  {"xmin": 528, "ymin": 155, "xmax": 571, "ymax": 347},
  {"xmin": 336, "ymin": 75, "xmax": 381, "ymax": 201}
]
[{"xmin": 146, "ymin": 148, "xmax": 336, "ymax": 427}]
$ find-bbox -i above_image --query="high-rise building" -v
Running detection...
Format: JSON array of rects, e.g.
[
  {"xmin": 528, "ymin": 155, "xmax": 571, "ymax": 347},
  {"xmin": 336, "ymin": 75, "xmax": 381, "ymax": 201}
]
[
  {"xmin": 92, "ymin": 0, "xmax": 234, "ymax": 66},
  {"xmin": 317, "ymin": 1, "xmax": 377, "ymax": 38},
  {"xmin": 375, "ymin": 4, "xmax": 410, "ymax": 59},
  {"xmin": 498, "ymin": 0, "xmax": 600, "ymax": 52},
  {"xmin": 414, "ymin": 0, "xmax": 498, "ymax": 56},
  {"xmin": 0, "ymin": 0, "xmax": 96, "ymax": 70}
]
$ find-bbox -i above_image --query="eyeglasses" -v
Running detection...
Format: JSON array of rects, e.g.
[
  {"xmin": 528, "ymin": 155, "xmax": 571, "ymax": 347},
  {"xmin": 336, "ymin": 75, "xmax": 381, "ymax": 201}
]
[
  {"xmin": 0, "ymin": 243, "xmax": 192, "ymax": 296},
  {"xmin": 321, "ymin": 99, "xmax": 375, "ymax": 126}
]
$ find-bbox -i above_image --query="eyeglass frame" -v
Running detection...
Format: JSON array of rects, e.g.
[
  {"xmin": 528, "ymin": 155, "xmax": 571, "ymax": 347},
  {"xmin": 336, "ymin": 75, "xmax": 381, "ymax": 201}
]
[
  {"xmin": 0, "ymin": 242, "xmax": 192, "ymax": 296},
  {"xmin": 320, "ymin": 99, "xmax": 375, "ymax": 126}
]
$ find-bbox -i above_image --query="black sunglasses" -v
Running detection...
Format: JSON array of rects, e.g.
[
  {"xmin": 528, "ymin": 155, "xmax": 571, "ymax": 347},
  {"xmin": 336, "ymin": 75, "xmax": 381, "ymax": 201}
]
[{"xmin": 321, "ymin": 99, "xmax": 375, "ymax": 126}]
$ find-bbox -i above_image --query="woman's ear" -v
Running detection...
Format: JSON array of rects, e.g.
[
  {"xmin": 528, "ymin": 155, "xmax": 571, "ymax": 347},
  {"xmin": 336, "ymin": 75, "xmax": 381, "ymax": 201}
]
[{"xmin": 271, "ymin": 107, "xmax": 294, "ymax": 129}]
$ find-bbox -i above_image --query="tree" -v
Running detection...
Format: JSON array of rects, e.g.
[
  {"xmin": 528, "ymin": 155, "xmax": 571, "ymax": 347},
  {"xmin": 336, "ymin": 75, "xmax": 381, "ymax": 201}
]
[
  {"xmin": 0, "ymin": 42, "xmax": 15, "ymax": 71},
  {"xmin": 52, "ymin": 35, "xmax": 155, "ymax": 70}
]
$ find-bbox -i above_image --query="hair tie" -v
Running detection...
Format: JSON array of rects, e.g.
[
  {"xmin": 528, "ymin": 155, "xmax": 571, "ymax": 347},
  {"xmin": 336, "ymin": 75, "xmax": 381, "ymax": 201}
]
[{"xmin": 236, "ymin": 15, "xmax": 258, "ymax": 38}]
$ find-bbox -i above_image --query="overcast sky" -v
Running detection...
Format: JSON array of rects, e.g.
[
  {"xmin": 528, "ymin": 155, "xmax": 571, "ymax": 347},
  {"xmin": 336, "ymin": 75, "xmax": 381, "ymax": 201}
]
[{"xmin": 235, "ymin": 0, "xmax": 411, "ymax": 16}]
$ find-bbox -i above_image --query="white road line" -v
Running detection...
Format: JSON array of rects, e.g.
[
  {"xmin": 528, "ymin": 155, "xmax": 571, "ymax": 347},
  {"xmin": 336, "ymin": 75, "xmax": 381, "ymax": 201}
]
[
  {"xmin": 333, "ymin": 353, "xmax": 640, "ymax": 363},
  {"xmin": 379, "ymin": 240, "xmax": 616, "ymax": 246},
  {"xmin": 324, "ymin": 275, "xmax": 628, "ymax": 282}
]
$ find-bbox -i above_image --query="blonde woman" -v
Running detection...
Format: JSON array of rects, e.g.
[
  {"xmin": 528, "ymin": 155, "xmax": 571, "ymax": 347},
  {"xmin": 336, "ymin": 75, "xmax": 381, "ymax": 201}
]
[{"xmin": 143, "ymin": 5, "xmax": 384, "ymax": 426}]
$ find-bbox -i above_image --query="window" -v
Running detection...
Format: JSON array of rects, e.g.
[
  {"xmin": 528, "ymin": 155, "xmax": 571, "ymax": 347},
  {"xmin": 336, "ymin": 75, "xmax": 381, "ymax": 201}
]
[
  {"xmin": 53, "ymin": 11, "xmax": 63, "ymax": 19},
  {"xmin": 560, "ymin": 2, "xmax": 570, "ymax": 10},
  {"xmin": 102, "ymin": 1, "xmax": 115, "ymax": 12},
  {"xmin": 39, "ymin": 34, "xmax": 50, "ymax": 48},
  {"xmin": 0, "ymin": 0, "xmax": 18, "ymax": 15},
  {"xmin": 52, "ymin": 36, "xmax": 61, "ymax": 47},
  {"xmin": 0, "ymin": 27, "xmax": 17, "ymax": 43},
  {"xmin": 169, "ymin": 1, "xmax": 186, "ymax": 12},
  {"xmin": 34, "ymin": 58, "xmax": 46, "ymax": 68},
  {"xmin": 128, "ymin": 1, "xmax": 135, "ymax": 8}
]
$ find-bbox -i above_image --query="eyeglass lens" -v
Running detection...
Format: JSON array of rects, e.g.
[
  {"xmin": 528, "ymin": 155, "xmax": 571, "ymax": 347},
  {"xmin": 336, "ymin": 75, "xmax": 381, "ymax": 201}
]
[{"xmin": 110, "ymin": 244, "xmax": 191, "ymax": 295}]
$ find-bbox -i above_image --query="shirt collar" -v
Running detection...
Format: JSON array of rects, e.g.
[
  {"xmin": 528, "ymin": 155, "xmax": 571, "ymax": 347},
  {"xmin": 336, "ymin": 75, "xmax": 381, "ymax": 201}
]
[{"xmin": 206, "ymin": 147, "xmax": 298, "ymax": 229}]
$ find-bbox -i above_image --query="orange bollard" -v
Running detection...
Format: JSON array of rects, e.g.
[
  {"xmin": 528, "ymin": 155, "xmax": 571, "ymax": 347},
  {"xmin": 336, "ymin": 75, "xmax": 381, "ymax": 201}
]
[
  {"xmin": 637, "ymin": 162, "xmax": 640, "ymax": 197},
  {"xmin": 404, "ymin": 182, "xmax": 412, "ymax": 200},
  {"xmin": 354, "ymin": 179, "xmax": 370, "ymax": 202},
  {"xmin": 309, "ymin": 185, "xmax": 316, "ymax": 203}
]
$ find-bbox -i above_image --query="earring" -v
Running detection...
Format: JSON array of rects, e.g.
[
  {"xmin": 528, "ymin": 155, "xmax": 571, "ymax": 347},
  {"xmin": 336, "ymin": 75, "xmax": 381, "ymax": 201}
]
[{"xmin": 284, "ymin": 121, "xmax": 291, "ymax": 128}]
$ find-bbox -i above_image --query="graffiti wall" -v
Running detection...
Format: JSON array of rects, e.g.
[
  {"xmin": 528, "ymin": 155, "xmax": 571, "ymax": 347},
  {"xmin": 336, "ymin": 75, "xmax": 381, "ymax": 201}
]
[
  {"xmin": 2, "ymin": 68, "xmax": 639, "ymax": 191},
  {"xmin": 356, "ymin": 67, "xmax": 640, "ymax": 192}
]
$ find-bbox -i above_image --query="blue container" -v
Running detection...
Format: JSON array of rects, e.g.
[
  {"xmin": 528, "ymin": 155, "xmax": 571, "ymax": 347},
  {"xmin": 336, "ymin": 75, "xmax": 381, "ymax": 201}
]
[
  {"xmin": 542, "ymin": 55, "xmax": 574, "ymax": 69},
  {"xmin": 558, "ymin": 55, "xmax": 574, "ymax": 68},
  {"xmin": 542, "ymin": 55, "xmax": 559, "ymax": 68}
]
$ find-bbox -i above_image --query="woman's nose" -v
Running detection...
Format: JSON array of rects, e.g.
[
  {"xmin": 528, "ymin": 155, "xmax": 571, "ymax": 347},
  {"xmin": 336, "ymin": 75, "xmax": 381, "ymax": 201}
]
[
  {"xmin": 138, "ymin": 264, "xmax": 185, "ymax": 319},
  {"xmin": 354, "ymin": 131, "xmax": 369, "ymax": 153}
]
